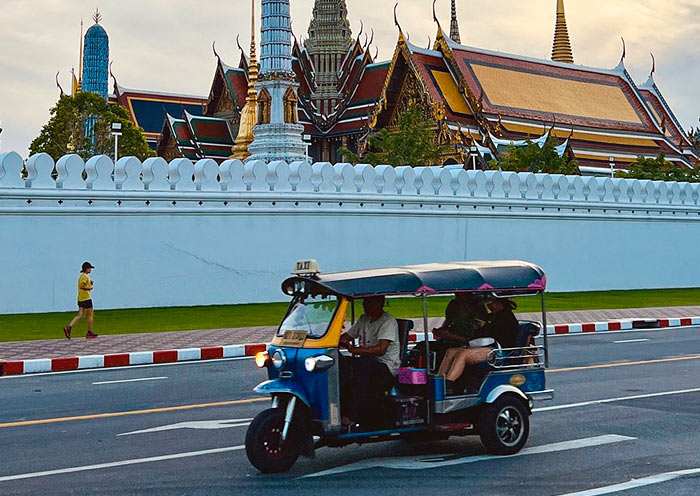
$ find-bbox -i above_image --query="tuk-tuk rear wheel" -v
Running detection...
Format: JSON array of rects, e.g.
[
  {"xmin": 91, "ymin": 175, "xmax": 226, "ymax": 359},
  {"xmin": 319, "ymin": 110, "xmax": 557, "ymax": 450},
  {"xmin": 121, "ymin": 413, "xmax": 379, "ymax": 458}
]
[
  {"xmin": 478, "ymin": 395, "xmax": 529, "ymax": 455},
  {"xmin": 245, "ymin": 408, "xmax": 301, "ymax": 473}
]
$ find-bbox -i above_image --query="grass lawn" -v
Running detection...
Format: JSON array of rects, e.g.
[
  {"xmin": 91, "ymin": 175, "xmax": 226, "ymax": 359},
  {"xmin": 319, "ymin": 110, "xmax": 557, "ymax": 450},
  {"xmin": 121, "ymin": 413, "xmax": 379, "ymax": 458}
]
[{"xmin": 1, "ymin": 288, "xmax": 699, "ymax": 342}]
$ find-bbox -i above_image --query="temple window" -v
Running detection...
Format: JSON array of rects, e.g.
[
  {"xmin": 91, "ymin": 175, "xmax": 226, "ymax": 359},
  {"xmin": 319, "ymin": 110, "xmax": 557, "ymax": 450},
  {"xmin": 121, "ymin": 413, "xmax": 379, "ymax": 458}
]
[{"xmin": 257, "ymin": 88, "xmax": 271, "ymax": 125}]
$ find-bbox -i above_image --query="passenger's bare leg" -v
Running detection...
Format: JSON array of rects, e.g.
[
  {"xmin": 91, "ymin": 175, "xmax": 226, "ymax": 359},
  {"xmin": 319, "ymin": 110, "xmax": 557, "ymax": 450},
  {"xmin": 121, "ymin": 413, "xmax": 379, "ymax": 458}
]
[
  {"xmin": 445, "ymin": 347, "xmax": 491, "ymax": 382},
  {"xmin": 438, "ymin": 347, "xmax": 460, "ymax": 377}
]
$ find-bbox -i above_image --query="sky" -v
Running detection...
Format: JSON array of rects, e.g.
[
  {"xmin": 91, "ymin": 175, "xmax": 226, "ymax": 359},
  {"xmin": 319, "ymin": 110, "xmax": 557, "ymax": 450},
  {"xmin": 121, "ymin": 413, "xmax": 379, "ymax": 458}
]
[{"xmin": 0, "ymin": 0, "xmax": 698, "ymax": 156}]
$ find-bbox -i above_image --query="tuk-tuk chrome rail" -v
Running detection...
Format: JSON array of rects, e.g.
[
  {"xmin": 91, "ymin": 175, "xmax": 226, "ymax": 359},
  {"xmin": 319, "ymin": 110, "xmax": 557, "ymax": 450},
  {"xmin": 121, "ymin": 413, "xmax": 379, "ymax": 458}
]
[{"xmin": 487, "ymin": 346, "xmax": 545, "ymax": 370}]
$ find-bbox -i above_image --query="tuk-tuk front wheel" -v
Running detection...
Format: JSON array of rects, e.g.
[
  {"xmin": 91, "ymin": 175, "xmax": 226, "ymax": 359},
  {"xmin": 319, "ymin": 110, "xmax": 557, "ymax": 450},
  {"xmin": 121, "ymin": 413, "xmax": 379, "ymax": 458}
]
[
  {"xmin": 479, "ymin": 395, "xmax": 529, "ymax": 455},
  {"xmin": 245, "ymin": 408, "xmax": 301, "ymax": 473}
]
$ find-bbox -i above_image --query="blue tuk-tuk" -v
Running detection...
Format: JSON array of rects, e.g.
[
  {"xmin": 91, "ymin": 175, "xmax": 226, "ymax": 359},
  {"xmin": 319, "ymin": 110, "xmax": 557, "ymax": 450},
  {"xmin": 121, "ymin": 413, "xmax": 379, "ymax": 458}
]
[{"xmin": 245, "ymin": 260, "xmax": 554, "ymax": 473}]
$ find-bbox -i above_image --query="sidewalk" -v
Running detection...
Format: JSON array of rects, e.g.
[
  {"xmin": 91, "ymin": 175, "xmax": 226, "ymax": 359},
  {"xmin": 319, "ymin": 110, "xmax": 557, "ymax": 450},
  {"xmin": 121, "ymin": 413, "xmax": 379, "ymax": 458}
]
[{"xmin": 2, "ymin": 306, "xmax": 699, "ymax": 362}]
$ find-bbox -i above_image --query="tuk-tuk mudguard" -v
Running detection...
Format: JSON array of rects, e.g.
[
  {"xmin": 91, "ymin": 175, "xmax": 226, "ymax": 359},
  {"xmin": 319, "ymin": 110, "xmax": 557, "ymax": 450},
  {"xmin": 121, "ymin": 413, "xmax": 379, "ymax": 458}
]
[
  {"xmin": 254, "ymin": 379, "xmax": 311, "ymax": 407},
  {"xmin": 484, "ymin": 385, "xmax": 528, "ymax": 404}
]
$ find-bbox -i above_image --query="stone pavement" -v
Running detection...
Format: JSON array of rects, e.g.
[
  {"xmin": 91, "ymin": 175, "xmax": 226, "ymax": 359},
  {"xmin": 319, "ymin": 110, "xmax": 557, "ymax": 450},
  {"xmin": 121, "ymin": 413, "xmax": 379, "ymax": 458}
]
[{"xmin": 1, "ymin": 306, "xmax": 699, "ymax": 361}]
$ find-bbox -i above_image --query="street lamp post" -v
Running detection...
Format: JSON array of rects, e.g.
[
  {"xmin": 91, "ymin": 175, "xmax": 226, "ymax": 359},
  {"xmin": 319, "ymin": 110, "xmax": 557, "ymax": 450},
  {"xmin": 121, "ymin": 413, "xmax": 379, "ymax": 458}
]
[
  {"xmin": 111, "ymin": 122, "xmax": 123, "ymax": 162},
  {"xmin": 609, "ymin": 156, "xmax": 615, "ymax": 178},
  {"xmin": 303, "ymin": 133, "xmax": 312, "ymax": 163}
]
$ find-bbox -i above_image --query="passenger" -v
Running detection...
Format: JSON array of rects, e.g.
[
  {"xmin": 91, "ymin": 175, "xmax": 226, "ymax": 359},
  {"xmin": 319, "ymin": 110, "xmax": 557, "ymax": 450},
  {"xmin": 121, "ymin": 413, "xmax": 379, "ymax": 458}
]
[
  {"xmin": 426, "ymin": 293, "xmax": 488, "ymax": 367},
  {"xmin": 339, "ymin": 295, "xmax": 400, "ymax": 425},
  {"xmin": 433, "ymin": 293, "xmax": 488, "ymax": 346},
  {"xmin": 437, "ymin": 298, "xmax": 519, "ymax": 388}
]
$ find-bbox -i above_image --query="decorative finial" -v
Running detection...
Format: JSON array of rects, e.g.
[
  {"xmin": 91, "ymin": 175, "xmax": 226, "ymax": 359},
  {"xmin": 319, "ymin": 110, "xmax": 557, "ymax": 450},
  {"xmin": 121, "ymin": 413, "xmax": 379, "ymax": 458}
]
[
  {"xmin": 368, "ymin": 29, "xmax": 375, "ymax": 48},
  {"xmin": 92, "ymin": 8, "xmax": 102, "ymax": 24},
  {"xmin": 358, "ymin": 20, "xmax": 364, "ymax": 39},
  {"xmin": 56, "ymin": 71, "xmax": 65, "ymax": 97},
  {"xmin": 427, "ymin": 36, "xmax": 432, "ymax": 49},
  {"xmin": 394, "ymin": 2, "xmax": 403, "ymax": 33},
  {"xmin": 650, "ymin": 52, "xmax": 656, "ymax": 77},
  {"xmin": 621, "ymin": 37, "xmax": 626, "ymax": 61},
  {"xmin": 432, "ymin": 0, "xmax": 440, "ymax": 27},
  {"xmin": 213, "ymin": 40, "xmax": 222, "ymax": 62}
]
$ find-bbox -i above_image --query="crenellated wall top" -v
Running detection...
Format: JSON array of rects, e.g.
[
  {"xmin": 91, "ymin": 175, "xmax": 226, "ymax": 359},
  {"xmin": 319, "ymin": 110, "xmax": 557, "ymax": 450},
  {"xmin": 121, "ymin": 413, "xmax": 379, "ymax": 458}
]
[{"xmin": 1, "ymin": 152, "xmax": 700, "ymax": 215}]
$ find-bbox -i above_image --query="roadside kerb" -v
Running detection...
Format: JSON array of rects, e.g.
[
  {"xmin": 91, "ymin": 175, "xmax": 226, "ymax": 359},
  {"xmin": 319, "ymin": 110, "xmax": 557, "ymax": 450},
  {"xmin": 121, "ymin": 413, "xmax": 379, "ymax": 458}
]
[
  {"xmin": 0, "ymin": 343, "xmax": 268, "ymax": 376},
  {"xmin": 1, "ymin": 316, "xmax": 698, "ymax": 376}
]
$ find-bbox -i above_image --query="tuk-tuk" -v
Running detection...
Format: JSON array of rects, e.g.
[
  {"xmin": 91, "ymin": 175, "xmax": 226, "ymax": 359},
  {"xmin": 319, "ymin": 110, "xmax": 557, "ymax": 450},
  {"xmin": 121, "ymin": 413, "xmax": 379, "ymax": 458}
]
[{"xmin": 245, "ymin": 260, "xmax": 554, "ymax": 473}]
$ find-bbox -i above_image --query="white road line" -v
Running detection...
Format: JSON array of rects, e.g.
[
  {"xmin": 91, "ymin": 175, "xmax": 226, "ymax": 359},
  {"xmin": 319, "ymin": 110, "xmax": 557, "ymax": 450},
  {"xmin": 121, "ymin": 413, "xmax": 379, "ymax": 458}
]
[
  {"xmin": 534, "ymin": 387, "xmax": 700, "ymax": 413},
  {"xmin": 555, "ymin": 467, "xmax": 700, "ymax": 495},
  {"xmin": 301, "ymin": 434, "xmax": 634, "ymax": 478},
  {"xmin": 0, "ymin": 445, "xmax": 245, "ymax": 483},
  {"xmin": 612, "ymin": 338, "xmax": 650, "ymax": 344},
  {"xmin": 92, "ymin": 376, "xmax": 168, "ymax": 385}
]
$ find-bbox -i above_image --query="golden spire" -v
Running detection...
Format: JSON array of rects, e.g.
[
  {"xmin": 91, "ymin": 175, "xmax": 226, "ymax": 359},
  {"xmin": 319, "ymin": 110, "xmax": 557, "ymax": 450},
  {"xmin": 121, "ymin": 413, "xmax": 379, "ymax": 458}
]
[
  {"xmin": 450, "ymin": 0, "xmax": 461, "ymax": 44},
  {"xmin": 232, "ymin": 0, "xmax": 259, "ymax": 160},
  {"xmin": 551, "ymin": 0, "xmax": 574, "ymax": 64}
]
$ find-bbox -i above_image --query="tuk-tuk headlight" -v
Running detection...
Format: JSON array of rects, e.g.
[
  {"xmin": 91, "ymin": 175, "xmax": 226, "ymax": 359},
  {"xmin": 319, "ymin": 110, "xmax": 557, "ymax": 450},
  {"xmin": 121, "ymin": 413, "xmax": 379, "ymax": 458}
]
[
  {"xmin": 272, "ymin": 349, "xmax": 287, "ymax": 369},
  {"xmin": 255, "ymin": 351, "xmax": 270, "ymax": 368},
  {"xmin": 304, "ymin": 355, "xmax": 335, "ymax": 372}
]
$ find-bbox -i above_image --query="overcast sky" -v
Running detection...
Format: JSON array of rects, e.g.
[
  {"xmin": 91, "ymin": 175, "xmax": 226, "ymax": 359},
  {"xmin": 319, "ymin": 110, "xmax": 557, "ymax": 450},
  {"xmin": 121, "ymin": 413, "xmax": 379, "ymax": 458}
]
[{"xmin": 1, "ymin": 0, "xmax": 698, "ymax": 156}]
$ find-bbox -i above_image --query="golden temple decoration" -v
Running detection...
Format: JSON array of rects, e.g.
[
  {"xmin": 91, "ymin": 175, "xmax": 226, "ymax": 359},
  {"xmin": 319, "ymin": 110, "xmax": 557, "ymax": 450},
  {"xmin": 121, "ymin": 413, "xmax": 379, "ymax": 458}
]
[
  {"xmin": 283, "ymin": 87, "xmax": 299, "ymax": 124},
  {"xmin": 551, "ymin": 0, "xmax": 574, "ymax": 64},
  {"xmin": 232, "ymin": 0, "xmax": 260, "ymax": 160}
]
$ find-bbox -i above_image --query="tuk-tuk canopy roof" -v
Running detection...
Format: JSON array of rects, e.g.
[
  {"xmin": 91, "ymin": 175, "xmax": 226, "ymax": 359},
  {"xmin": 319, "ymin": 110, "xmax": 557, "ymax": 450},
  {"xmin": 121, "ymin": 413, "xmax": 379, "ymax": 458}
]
[{"xmin": 282, "ymin": 261, "xmax": 546, "ymax": 298}]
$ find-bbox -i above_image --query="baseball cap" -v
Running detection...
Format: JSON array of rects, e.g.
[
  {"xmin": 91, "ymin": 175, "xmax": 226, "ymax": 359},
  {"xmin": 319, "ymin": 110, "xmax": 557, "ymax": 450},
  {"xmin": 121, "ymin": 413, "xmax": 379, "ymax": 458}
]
[{"xmin": 81, "ymin": 262, "xmax": 95, "ymax": 271}]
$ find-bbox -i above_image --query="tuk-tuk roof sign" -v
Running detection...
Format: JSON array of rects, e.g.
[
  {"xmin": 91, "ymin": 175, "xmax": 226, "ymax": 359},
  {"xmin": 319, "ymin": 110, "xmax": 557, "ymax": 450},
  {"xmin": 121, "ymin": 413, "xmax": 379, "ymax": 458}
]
[{"xmin": 282, "ymin": 261, "xmax": 546, "ymax": 298}]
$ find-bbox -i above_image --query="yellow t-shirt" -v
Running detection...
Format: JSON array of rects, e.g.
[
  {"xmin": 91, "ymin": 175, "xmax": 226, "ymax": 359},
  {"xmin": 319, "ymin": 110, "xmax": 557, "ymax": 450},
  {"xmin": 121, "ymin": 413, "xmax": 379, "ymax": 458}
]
[{"xmin": 78, "ymin": 273, "xmax": 92, "ymax": 302}]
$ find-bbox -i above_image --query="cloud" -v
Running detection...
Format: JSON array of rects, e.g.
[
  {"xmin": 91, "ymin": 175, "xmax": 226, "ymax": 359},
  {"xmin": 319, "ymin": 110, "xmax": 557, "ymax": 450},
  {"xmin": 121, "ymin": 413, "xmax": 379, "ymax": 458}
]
[{"xmin": 1, "ymin": 0, "xmax": 697, "ymax": 155}]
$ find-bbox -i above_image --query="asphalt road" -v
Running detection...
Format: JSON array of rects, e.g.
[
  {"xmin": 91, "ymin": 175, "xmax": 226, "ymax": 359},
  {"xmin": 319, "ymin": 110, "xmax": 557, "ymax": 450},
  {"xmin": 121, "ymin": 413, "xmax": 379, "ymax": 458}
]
[{"xmin": 1, "ymin": 326, "xmax": 699, "ymax": 495}]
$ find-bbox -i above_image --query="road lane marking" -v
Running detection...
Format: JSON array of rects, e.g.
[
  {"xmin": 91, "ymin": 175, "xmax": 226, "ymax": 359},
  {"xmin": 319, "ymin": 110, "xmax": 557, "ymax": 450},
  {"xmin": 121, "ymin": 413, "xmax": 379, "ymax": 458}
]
[
  {"xmin": 0, "ymin": 445, "xmax": 245, "ymax": 483},
  {"xmin": 0, "ymin": 398, "xmax": 268, "ymax": 429},
  {"xmin": 534, "ymin": 387, "xmax": 700, "ymax": 413},
  {"xmin": 301, "ymin": 434, "xmax": 635, "ymax": 478},
  {"xmin": 92, "ymin": 376, "xmax": 168, "ymax": 385},
  {"xmin": 555, "ymin": 467, "xmax": 700, "ymax": 495},
  {"xmin": 118, "ymin": 418, "xmax": 253, "ymax": 436},
  {"xmin": 612, "ymin": 338, "xmax": 650, "ymax": 344},
  {"xmin": 549, "ymin": 354, "xmax": 700, "ymax": 373}
]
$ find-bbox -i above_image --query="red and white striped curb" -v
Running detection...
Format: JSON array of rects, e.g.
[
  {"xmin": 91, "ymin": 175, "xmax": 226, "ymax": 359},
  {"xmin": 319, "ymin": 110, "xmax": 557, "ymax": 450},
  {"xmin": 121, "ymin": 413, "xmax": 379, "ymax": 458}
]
[
  {"xmin": 2, "ymin": 316, "xmax": 698, "ymax": 376},
  {"xmin": 545, "ymin": 316, "xmax": 700, "ymax": 335},
  {"xmin": 0, "ymin": 343, "xmax": 268, "ymax": 376},
  {"xmin": 407, "ymin": 316, "xmax": 700, "ymax": 340}
]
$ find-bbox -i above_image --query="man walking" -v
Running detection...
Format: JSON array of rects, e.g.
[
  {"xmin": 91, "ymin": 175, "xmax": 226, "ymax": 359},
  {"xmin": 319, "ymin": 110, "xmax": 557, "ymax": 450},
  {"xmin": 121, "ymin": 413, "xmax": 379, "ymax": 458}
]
[{"xmin": 63, "ymin": 262, "xmax": 99, "ymax": 339}]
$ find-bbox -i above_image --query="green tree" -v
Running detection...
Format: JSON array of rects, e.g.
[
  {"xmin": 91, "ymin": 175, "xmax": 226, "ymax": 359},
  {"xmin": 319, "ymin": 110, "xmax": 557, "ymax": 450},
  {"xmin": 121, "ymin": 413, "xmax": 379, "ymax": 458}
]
[
  {"xmin": 339, "ymin": 105, "xmax": 446, "ymax": 166},
  {"xmin": 490, "ymin": 135, "xmax": 578, "ymax": 174},
  {"xmin": 615, "ymin": 153, "xmax": 692, "ymax": 182},
  {"xmin": 30, "ymin": 92, "xmax": 154, "ymax": 161}
]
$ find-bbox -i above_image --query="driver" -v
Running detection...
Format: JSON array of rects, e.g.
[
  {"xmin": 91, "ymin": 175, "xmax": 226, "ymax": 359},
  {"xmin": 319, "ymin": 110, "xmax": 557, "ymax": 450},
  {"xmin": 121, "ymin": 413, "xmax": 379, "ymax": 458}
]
[{"xmin": 339, "ymin": 295, "xmax": 400, "ymax": 425}]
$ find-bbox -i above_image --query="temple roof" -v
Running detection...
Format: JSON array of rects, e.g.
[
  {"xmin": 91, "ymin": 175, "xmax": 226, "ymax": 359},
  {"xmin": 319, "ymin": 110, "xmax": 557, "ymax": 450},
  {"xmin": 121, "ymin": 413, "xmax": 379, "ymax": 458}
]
[
  {"xmin": 443, "ymin": 36, "xmax": 658, "ymax": 134},
  {"xmin": 114, "ymin": 84, "xmax": 207, "ymax": 148}
]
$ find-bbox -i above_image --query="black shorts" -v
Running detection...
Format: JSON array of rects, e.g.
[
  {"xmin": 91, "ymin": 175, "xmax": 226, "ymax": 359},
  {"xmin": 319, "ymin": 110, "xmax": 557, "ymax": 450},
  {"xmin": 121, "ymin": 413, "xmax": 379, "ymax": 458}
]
[{"xmin": 78, "ymin": 299, "xmax": 93, "ymax": 309}]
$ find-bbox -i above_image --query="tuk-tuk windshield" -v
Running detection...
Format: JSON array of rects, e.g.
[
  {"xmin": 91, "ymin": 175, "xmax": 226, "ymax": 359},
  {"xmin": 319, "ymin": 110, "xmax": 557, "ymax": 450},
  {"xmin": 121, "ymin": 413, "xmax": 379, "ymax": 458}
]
[{"xmin": 277, "ymin": 294, "xmax": 340, "ymax": 339}]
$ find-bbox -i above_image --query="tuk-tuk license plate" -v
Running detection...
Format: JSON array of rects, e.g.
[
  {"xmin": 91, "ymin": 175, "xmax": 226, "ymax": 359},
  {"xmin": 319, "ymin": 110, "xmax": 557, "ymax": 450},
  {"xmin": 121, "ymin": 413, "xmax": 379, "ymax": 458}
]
[{"xmin": 281, "ymin": 330, "xmax": 308, "ymax": 346}]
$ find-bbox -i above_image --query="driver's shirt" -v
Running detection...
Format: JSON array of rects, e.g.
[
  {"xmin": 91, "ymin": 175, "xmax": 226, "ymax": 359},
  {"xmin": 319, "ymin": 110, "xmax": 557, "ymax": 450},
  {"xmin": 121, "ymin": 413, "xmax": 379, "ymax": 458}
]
[{"xmin": 346, "ymin": 312, "xmax": 401, "ymax": 375}]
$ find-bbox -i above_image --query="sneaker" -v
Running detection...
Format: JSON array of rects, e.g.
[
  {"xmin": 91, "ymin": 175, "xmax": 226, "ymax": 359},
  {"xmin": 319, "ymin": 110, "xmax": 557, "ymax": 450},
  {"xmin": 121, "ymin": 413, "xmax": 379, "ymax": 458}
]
[
  {"xmin": 63, "ymin": 327, "xmax": 71, "ymax": 339},
  {"xmin": 86, "ymin": 331, "xmax": 98, "ymax": 339}
]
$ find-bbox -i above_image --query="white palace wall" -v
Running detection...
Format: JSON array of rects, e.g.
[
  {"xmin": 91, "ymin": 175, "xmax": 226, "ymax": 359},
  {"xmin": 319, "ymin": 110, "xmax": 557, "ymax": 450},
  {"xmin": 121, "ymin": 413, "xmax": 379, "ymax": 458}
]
[{"xmin": 1, "ymin": 151, "xmax": 699, "ymax": 314}]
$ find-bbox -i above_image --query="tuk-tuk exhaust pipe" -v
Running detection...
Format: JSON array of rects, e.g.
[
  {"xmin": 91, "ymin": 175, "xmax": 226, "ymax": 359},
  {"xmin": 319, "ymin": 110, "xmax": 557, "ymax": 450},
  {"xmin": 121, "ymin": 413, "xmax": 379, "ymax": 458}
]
[{"xmin": 281, "ymin": 396, "xmax": 297, "ymax": 441}]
